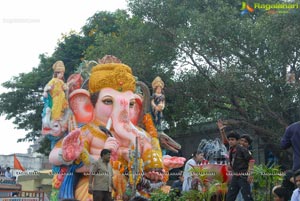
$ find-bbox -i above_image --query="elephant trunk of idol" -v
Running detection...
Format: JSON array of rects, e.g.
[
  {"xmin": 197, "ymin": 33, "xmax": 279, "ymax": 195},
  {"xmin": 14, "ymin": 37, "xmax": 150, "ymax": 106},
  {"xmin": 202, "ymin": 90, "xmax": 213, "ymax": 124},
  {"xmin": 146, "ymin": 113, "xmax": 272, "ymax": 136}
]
[
  {"xmin": 110, "ymin": 98, "xmax": 145, "ymax": 161},
  {"xmin": 111, "ymin": 98, "xmax": 136, "ymax": 144}
]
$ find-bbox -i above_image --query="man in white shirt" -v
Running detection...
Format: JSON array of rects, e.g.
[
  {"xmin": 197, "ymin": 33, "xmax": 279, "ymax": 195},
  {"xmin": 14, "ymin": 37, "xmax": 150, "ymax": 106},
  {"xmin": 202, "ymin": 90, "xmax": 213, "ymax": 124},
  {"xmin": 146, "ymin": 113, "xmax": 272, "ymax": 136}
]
[
  {"xmin": 182, "ymin": 151, "xmax": 204, "ymax": 192},
  {"xmin": 4, "ymin": 167, "xmax": 12, "ymax": 178},
  {"xmin": 291, "ymin": 169, "xmax": 300, "ymax": 201}
]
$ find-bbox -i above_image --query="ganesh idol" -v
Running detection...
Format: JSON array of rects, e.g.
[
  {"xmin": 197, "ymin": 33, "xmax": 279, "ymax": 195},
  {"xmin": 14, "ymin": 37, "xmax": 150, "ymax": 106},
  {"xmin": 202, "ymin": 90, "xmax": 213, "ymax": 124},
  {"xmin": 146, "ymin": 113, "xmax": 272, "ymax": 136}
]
[{"xmin": 46, "ymin": 55, "xmax": 185, "ymax": 201}]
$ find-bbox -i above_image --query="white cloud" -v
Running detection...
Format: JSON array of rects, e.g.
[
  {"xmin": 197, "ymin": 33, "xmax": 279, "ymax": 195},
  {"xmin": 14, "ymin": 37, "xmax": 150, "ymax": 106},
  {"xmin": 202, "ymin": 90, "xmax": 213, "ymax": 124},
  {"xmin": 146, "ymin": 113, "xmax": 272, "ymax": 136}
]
[{"xmin": 0, "ymin": 0, "xmax": 127, "ymax": 154}]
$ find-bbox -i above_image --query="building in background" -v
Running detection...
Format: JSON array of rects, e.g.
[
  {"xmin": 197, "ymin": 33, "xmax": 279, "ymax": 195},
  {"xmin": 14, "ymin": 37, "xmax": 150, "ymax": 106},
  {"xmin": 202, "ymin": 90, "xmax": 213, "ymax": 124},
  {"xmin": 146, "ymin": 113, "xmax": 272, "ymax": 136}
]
[
  {"xmin": 0, "ymin": 153, "xmax": 50, "ymax": 174},
  {"xmin": 0, "ymin": 143, "xmax": 52, "ymax": 198},
  {"xmin": 0, "ymin": 139, "xmax": 51, "ymax": 174}
]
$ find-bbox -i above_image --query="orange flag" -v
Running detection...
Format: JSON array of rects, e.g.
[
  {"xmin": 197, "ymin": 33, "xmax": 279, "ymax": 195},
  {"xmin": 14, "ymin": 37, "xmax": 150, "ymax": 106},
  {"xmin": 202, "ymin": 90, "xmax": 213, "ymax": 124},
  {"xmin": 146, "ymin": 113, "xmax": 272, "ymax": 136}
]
[{"xmin": 14, "ymin": 154, "xmax": 25, "ymax": 171}]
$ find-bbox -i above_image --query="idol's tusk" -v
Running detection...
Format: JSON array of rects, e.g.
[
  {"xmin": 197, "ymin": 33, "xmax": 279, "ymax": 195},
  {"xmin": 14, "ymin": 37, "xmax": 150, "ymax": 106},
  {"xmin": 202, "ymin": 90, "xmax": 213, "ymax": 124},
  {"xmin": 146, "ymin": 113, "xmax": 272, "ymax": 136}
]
[
  {"xmin": 129, "ymin": 122, "xmax": 150, "ymax": 141},
  {"xmin": 106, "ymin": 117, "xmax": 112, "ymax": 130}
]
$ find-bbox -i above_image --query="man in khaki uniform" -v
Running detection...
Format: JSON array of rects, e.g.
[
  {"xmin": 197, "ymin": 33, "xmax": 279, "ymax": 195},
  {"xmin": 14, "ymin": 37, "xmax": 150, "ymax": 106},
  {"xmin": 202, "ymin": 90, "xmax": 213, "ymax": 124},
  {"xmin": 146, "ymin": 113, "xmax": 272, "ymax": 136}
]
[{"xmin": 88, "ymin": 149, "xmax": 115, "ymax": 201}]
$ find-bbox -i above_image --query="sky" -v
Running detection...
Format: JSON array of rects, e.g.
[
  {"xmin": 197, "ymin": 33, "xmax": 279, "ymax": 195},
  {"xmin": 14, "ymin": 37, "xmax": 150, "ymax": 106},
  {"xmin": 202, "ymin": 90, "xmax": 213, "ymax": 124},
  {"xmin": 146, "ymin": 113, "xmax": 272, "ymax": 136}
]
[{"xmin": 0, "ymin": 0, "xmax": 127, "ymax": 155}]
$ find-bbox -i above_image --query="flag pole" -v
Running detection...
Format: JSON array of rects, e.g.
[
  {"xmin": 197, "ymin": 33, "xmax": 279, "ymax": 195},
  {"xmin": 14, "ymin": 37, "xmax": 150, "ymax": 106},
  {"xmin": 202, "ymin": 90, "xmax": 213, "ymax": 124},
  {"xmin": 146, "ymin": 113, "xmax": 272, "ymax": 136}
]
[{"xmin": 12, "ymin": 154, "xmax": 14, "ymax": 177}]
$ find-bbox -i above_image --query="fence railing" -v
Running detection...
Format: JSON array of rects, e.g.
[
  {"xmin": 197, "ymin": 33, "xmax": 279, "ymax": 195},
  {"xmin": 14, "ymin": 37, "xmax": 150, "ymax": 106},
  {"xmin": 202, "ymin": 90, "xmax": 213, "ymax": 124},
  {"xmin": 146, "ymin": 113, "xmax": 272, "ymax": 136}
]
[{"xmin": 0, "ymin": 190, "xmax": 45, "ymax": 201}]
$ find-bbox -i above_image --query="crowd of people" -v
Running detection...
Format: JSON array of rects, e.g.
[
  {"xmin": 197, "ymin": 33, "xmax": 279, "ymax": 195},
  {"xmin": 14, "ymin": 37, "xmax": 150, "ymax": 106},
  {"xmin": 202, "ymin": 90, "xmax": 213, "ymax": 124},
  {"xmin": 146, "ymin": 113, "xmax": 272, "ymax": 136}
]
[
  {"xmin": 3, "ymin": 121, "xmax": 300, "ymax": 201},
  {"xmin": 86, "ymin": 117, "xmax": 300, "ymax": 201},
  {"xmin": 168, "ymin": 119, "xmax": 300, "ymax": 201}
]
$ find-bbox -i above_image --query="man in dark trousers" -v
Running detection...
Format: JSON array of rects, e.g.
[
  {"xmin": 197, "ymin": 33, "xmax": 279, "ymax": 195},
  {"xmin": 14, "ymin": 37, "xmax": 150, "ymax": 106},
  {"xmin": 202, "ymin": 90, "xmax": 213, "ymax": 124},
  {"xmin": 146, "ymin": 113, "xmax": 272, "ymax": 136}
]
[
  {"xmin": 88, "ymin": 149, "xmax": 116, "ymax": 201},
  {"xmin": 226, "ymin": 131, "xmax": 255, "ymax": 201}
]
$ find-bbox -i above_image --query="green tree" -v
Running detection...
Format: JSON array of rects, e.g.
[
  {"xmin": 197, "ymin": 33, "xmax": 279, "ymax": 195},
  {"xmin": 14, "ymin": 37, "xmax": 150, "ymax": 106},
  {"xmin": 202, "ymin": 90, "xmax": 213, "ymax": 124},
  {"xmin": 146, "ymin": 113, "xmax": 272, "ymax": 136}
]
[
  {"xmin": 2, "ymin": 0, "xmax": 300, "ymax": 158},
  {"xmin": 0, "ymin": 32, "xmax": 89, "ymax": 154},
  {"xmin": 83, "ymin": 9, "xmax": 177, "ymax": 86},
  {"xmin": 127, "ymin": 0, "xmax": 300, "ymax": 144}
]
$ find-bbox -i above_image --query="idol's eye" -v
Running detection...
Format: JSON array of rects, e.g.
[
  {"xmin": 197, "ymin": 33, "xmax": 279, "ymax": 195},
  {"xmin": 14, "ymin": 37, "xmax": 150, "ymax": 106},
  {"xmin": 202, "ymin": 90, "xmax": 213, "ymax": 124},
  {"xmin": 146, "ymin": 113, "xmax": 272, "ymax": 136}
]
[
  {"xmin": 52, "ymin": 122, "xmax": 60, "ymax": 128},
  {"xmin": 129, "ymin": 100, "xmax": 136, "ymax": 108},
  {"xmin": 102, "ymin": 97, "xmax": 113, "ymax": 105}
]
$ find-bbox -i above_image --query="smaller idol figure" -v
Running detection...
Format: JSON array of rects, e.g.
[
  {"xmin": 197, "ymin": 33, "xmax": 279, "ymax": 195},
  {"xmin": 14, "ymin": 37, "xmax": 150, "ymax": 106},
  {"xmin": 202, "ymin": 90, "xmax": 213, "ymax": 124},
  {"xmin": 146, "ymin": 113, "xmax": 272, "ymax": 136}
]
[
  {"xmin": 151, "ymin": 76, "xmax": 165, "ymax": 129},
  {"xmin": 43, "ymin": 61, "xmax": 69, "ymax": 121}
]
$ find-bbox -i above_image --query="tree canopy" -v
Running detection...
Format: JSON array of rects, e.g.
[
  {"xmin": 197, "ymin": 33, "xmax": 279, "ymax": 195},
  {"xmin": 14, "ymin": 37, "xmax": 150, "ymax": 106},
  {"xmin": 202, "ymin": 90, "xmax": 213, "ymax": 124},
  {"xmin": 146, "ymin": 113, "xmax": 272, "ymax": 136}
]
[{"xmin": 128, "ymin": 0, "xmax": 300, "ymax": 142}]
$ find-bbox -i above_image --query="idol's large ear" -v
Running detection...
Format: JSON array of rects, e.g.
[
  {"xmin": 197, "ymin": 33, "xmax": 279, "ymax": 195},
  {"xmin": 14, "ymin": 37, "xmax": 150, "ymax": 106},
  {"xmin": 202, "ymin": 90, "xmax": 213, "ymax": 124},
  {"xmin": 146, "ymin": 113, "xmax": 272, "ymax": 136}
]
[
  {"xmin": 67, "ymin": 73, "xmax": 83, "ymax": 94},
  {"xmin": 135, "ymin": 81, "xmax": 151, "ymax": 127},
  {"xmin": 69, "ymin": 89, "xmax": 94, "ymax": 123},
  {"xmin": 130, "ymin": 94, "xmax": 143, "ymax": 125}
]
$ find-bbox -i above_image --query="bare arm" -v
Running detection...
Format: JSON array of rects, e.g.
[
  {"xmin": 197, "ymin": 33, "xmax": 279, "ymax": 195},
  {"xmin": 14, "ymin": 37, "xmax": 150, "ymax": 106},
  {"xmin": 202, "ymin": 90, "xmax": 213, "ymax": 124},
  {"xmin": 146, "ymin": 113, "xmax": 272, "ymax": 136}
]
[
  {"xmin": 88, "ymin": 174, "xmax": 94, "ymax": 194},
  {"xmin": 247, "ymin": 159, "xmax": 255, "ymax": 183},
  {"xmin": 89, "ymin": 174, "xmax": 94, "ymax": 186},
  {"xmin": 247, "ymin": 159, "xmax": 255, "ymax": 173},
  {"xmin": 217, "ymin": 120, "xmax": 228, "ymax": 145},
  {"xmin": 109, "ymin": 164, "xmax": 117, "ymax": 192},
  {"xmin": 88, "ymin": 163, "xmax": 97, "ymax": 194}
]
